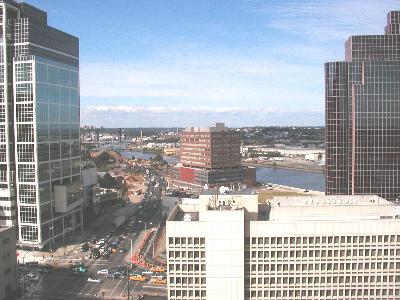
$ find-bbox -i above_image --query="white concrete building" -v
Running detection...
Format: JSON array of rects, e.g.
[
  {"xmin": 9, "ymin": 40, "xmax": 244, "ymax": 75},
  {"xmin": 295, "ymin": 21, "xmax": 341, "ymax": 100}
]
[{"xmin": 166, "ymin": 191, "xmax": 400, "ymax": 300}]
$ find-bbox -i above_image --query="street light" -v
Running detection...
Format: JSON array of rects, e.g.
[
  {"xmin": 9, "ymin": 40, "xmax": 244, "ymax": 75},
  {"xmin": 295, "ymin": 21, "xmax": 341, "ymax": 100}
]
[
  {"xmin": 125, "ymin": 237, "xmax": 134, "ymax": 300},
  {"xmin": 48, "ymin": 226, "xmax": 54, "ymax": 253}
]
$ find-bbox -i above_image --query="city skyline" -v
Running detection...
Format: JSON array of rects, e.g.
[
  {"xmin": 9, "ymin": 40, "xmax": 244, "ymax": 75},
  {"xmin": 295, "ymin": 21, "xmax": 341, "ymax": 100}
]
[{"xmin": 27, "ymin": 0, "xmax": 399, "ymax": 127}]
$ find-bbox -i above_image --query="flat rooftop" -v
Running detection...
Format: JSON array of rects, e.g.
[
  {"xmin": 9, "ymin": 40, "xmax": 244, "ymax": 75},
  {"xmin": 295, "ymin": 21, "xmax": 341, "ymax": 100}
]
[
  {"xmin": 174, "ymin": 209, "xmax": 199, "ymax": 221},
  {"xmin": 201, "ymin": 188, "xmax": 254, "ymax": 196},
  {"xmin": 269, "ymin": 195, "xmax": 399, "ymax": 221}
]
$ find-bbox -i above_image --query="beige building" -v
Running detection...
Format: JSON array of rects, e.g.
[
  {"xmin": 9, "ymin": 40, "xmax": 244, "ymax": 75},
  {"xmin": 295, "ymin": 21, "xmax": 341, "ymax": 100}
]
[
  {"xmin": 0, "ymin": 226, "xmax": 16, "ymax": 300},
  {"xmin": 166, "ymin": 190, "xmax": 400, "ymax": 300}
]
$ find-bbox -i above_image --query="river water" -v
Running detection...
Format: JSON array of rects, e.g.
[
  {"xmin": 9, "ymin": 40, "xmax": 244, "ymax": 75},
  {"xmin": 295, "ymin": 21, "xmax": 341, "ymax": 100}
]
[{"xmin": 122, "ymin": 150, "xmax": 325, "ymax": 192}]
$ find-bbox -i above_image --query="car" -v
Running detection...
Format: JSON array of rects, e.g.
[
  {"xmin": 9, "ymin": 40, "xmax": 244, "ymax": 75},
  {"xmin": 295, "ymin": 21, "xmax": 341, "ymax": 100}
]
[
  {"xmin": 107, "ymin": 272, "xmax": 124, "ymax": 279},
  {"xmin": 129, "ymin": 275, "xmax": 146, "ymax": 282},
  {"xmin": 151, "ymin": 266, "xmax": 166, "ymax": 273},
  {"xmin": 87, "ymin": 277, "xmax": 102, "ymax": 283},
  {"xmin": 73, "ymin": 266, "xmax": 88, "ymax": 273},
  {"xmin": 119, "ymin": 248, "xmax": 127, "ymax": 253},
  {"xmin": 141, "ymin": 270, "xmax": 153, "ymax": 275},
  {"xmin": 151, "ymin": 278, "xmax": 167, "ymax": 285},
  {"xmin": 25, "ymin": 272, "xmax": 40, "ymax": 282},
  {"xmin": 71, "ymin": 262, "xmax": 86, "ymax": 269},
  {"xmin": 80, "ymin": 242, "xmax": 89, "ymax": 252},
  {"xmin": 96, "ymin": 269, "xmax": 109, "ymax": 276}
]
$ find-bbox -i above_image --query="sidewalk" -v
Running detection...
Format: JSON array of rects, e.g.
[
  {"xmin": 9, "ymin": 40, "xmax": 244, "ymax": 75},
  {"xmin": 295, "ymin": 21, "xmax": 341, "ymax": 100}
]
[{"xmin": 18, "ymin": 202, "xmax": 139, "ymax": 266}]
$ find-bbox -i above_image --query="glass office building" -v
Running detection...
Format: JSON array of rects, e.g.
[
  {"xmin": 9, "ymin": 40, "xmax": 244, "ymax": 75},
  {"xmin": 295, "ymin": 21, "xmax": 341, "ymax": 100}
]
[
  {"xmin": 0, "ymin": 0, "xmax": 82, "ymax": 249},
  {"xmin": 325, "ymin": 11, "xmax": 400, "ymax": 201}
]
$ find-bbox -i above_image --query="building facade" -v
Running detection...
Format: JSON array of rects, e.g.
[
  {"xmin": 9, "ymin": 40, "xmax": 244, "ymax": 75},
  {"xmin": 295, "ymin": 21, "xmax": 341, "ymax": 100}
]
[
  {"xmin": 180, "ymin": 123, "xmax": 241, "ymax": 169},
  {"xmin": 174, "ymin": 123, "xmax": 255, "ymax": 188},
  {"xmin": 0, "ymin": 226, "xmax": 16, "ymax": 300},
  {"xmin": 167, "ymin": 191, "xmax": 400, "ymax": 300},
  {"xmin": 325, "ymin": 11, "xmax": 400, "ymax": 200},
  {"xmin": 0, "ymin": 0, "xmax": 82, "ymax": 249}
]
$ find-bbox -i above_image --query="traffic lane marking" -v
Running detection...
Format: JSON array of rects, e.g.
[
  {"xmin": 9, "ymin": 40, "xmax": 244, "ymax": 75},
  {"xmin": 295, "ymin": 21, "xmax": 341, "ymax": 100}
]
[
  {"xmin": 109, "ymin": 277, "xmax": 125, "ymax": 297},
  {"xmin": 119, "ymin": 280, "xmax": 139, "ymax": 297}
]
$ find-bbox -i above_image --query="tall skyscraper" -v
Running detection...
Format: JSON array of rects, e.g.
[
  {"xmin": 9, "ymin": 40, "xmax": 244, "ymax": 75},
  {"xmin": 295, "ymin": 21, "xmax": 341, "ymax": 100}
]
[
  {"xmin": 325, "ymin": 11, "xmax": 400, "ymax": 200},
  {"xmin": 0, "ymin": 0, "xmax": 82, "ymax": 249}
]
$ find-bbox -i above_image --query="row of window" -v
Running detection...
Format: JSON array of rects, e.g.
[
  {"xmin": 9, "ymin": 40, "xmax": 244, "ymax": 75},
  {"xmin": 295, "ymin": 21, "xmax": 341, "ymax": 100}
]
[
  {"xmin": 169, "ymin": 251, "xmax": 206, "ymax": 259},
  {"xmin": 249, "ymin": 248, "xmax": 400, "ymax": 259},
  {"xmin": 169, "ymin": 277, "xmax": 206, "ymax": 285},
  {"xmin": 169, "ymin": 289, "xmax": 206, "ymax": 298},
  {"xmin": 248, "ymin": 275, "xmax": 400, "ymax": 285},
  {"xmin": 250, "ymin": 235, "xmax": 400, "ymax": 246},
  {"xmin": 248, "ymin": 261, "xmax": 400, "ymax": 272},
  {"xmin": 168, "ymin": 264, "xmax": 206, "ymax": 272},
  {"xmin": 248, "ymin": 288, "xmax": 400, "ymax": 299},
  {"xmin": 168, "ymin": 237, "xmax": 205, "ymax": 246}
]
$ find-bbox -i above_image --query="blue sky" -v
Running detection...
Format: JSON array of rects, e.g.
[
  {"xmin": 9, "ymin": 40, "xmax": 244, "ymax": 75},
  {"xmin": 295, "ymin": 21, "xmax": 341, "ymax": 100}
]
[{"xmin": 29, "ymin": 0, "xmax": 399, "ymax": 127}]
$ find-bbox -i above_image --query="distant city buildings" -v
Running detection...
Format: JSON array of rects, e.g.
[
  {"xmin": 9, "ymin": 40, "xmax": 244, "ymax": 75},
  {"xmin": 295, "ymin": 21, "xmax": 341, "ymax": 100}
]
[
  {"xmin": 166, "ymin": 190, "xmax": 400, "ymax": 300},
  {"xmin": 0, "ymin": 0, "xmax": 82, "ymax": 249},
  {"xmin": 325, "ymin": 11, "xmax": 400, "ymax": 200},
  {"xmin": 0, "ymin": 226, "xmax": 16, "ymax": 300},
  {"xmin": 172, "ymin": 123, "xmax": 256, "ymax": 190}
]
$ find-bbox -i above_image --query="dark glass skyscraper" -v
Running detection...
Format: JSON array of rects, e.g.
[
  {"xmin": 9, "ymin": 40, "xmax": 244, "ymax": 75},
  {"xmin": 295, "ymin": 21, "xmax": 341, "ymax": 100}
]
[
  {"xmin": 325, "ymin": 11, "xmax": 400, "ymax": 201},
  {"xmin": 0, "ymin": 0, "xmax": 81, "ymax": 249}
]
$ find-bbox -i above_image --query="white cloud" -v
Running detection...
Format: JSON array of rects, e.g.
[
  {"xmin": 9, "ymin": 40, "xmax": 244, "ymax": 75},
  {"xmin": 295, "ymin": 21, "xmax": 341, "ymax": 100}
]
[
  {"xmin": 79, "ymin": 0, "xmax": 397, "ymax": 126},
  {"xmin": 80, "ymin": 54, "xmax": 323, "ymax": 110},
  {"xmin": 81, "ymin": 105, "xmax": 324, "ymax": 127},
  {"xmin": 250, "ymin": 0, "xmax": 399, "ymax": 42}
]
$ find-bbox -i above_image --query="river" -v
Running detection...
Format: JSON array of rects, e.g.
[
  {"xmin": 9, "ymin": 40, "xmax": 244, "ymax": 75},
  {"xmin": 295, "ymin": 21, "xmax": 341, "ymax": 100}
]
[{"xmin": 122, "ymin": 150, "xmax": 325, "ymax": 192}]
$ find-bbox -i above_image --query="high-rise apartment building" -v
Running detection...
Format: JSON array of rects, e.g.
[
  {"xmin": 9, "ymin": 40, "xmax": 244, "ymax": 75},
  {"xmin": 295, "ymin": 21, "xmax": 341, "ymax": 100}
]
[
  {"xmin": 0, "ymin": 0, "xmax": 81, "ymax": 249},
  {"xmin": 325, "ymin": 11, "xmax": 400, "ymax": 200},
  {"xmin": 173, "ymin": 123, "xmax": 256, "ymax": 189},
  {"xmin": 180, "ymin": 123, "xmax": 241, "ymax": 170},
  {"xmin": 166, "ymin": 191, "xmax": 400, "ymax": 300}
]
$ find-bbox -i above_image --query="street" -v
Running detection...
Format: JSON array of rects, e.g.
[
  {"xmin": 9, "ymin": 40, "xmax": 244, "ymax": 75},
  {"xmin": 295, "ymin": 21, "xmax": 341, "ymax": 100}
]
[{"xmin": 19, "ymin": 165, "xmax": 167, "ymax": 300}]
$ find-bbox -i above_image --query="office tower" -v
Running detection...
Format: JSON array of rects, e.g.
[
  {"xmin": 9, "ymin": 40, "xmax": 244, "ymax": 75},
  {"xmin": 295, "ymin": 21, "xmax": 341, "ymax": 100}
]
[
  {"xmin": 173, "ymin": 123, "xmax": 256, "ymax": 189},
  {"xmin": 0, "ymin": 226, "xmax": 16, "ymax": 299},
  {"xmin": 166, "ymin": 191, "xmax": 400, "ymax": 300},
  {"xmin": 325, "ymin": 11, "xmax": 400, "ymax": 200},
  {"xmin": 0, "ymin": 0, "xmax": 82, "ymax": 249}
]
